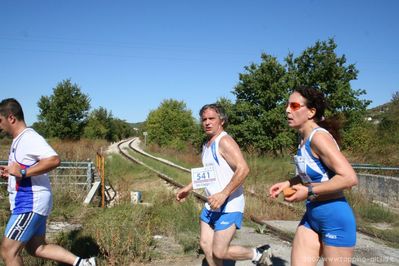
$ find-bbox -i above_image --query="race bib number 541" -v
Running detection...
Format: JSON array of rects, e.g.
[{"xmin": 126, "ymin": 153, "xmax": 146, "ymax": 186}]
[{"xmin": 191, "ymin": 166, "xmax": 217, "ymax": 189}]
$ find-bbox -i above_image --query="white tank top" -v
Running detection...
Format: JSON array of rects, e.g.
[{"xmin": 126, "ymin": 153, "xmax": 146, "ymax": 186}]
[
  {"xmin": 202, "ymin": 131, "xmax": 245, "ymax": 213},
  {"xmin": 295, "ymin": 127, "xmax": 338, "ymax": 184}
]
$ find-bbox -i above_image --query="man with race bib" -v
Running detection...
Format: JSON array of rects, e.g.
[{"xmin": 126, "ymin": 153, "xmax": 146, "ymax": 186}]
[{"xmin": 176, "ymin": 103, "xmax": 272, "ymax": 266}]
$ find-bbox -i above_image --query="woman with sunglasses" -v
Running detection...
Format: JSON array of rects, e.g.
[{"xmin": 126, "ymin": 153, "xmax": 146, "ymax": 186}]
[{"xmin": 269, "ymin": 86, "xmax": 358, "ymax": 266}]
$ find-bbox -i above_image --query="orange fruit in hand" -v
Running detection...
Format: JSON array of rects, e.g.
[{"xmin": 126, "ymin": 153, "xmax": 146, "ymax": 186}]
[{"xmin": 283, "ymin": 187, "xmax": 297, "ymax": 197}]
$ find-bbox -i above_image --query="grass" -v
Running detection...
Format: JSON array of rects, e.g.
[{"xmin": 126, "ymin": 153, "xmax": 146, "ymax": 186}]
[
  {"xmin": 0, "ymin": 138, "xmax": 108, "ymax": 162},
  {"xmin": 148, "ymin": 190, "xmax": 201, "ymax": 253},
  {"xmin": 345, "ymin": 190, "xmax": 399, "ymax": 248},
  {"xmin": 0, "ymin": 137, "xmax": 398, "ymax": 264},
  {"xmin": 50, "ymin": 185, "xmax": 87, "ymax": 221},
  {"xmin": 50, "ymin": 138, "xmax": 109, "ymax": 162},
  {"xmin": 104, "ymin": 151, "xmax": 204, "ymax": 258},
  {"xmin": 95, "ymin": 153, "xmax": 201, "ymax": 264},
  {"xmin": 84, "ymin": 204, "xmax": 154, "ymax": 265}
]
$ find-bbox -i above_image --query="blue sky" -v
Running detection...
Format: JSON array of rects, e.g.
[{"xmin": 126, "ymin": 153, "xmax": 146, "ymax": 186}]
[{"xmin": 1, "ymin": 0, "xmax": 398, "ymax": 125}]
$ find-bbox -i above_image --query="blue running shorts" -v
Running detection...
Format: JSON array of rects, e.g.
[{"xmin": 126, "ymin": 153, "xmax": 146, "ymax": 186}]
[
  {"xmin": 4, "ymin": 212, "xmax": 47, "ymax": 243},
  {"xmin": 200, "ymin": 208, "xmax": 243, "ymax": 231},
  {"xmin": 300, "ymin": 197, "xmax": 356, "ymax": 247}
]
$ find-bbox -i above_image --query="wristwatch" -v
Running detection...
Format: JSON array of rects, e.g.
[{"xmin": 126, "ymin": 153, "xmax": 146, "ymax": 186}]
[
  {"xmin": 20, "ymin": 169, "xmax": 27, "ymax": 178},
  {"xmin": 307, "ymin": 186, "xmax": 318, "ymax": 201}
]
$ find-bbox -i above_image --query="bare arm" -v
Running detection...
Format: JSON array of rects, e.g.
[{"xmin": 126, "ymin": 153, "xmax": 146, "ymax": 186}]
[
  {"xmin": 176, "ymin": 182, "xmax": 193, "ymax": 202},
  {"xmin": 310, "ymin": 132, "xmax": 358, "ymax": 194},
  {"xmin": 5, "ymin": 155, "xmax": 61, "ymax": 179}
]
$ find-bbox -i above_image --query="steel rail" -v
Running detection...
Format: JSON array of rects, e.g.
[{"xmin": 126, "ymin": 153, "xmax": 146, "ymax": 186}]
[{"xmin": 117, "ymin": 138, "xmax": 207, "ymax": 203}]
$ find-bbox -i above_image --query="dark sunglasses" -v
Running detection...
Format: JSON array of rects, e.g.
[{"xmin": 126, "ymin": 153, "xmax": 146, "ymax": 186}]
[{"xmin": 286, "ymin": 102, "xmax": 305, "ymax": 111}]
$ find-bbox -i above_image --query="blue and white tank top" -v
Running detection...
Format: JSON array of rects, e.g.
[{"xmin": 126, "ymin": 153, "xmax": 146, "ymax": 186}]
[
  {"xmin": 295, "ymin": 127, "xmax": 337, "ymax": 184},
  {"xmin": 8, "ymin": 128, "xmax": 57, "ymax": 216},
  {"xmin": 201, "ymin": 131, "xmax": 245, "ymax": 213}
]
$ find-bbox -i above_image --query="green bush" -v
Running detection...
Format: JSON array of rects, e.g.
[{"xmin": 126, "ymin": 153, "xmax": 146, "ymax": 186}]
[{"xmin": 341, "ymin": 121, "xmax": 375, "ymax": 153}]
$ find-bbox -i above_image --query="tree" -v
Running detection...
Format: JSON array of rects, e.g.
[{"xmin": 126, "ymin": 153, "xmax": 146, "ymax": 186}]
[
  {"xmin": 37, "ymin": 79, "xmax": 90, "ymax": 140},
  {"xmin": 110, "ymin": 118, "xmax": 134, "ymax": 141},
  {"xmin": 145, "ymin": 99, "xmax": 196, "ymax": 150},
  {"xmin": 84, "ymin": 107, "xmax": 134, "ymax": 141},
  {"xmin": 228, "ymin": 38, "xmax": 370, "ymax": 154},
  {"xmin": 229, "ymin": 54, "xmax": 294, "ymax": 154},
  {"xmin": 84, "ymin": 107, "xmax": 113, "ymax": 140},
  {"xmin": 286, "ymin": 38, "xmax": 370, "ymax": 120}
]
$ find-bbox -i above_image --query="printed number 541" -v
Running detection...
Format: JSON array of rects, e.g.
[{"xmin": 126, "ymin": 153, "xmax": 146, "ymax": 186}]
[{"xmin": 197, "ymin": 171, "xmax": 210, "ymax": 180}]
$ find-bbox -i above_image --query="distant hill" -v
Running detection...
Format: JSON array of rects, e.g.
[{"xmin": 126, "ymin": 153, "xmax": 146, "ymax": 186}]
[
  {"xmin": 365, "ymin": 101, "xmax": 393, "ymax": 122},
  {"xmin": 367, "ymin": 92, "xmax": 398, "ymax": 118},
  {"xmin": 130, "ymin": 121, "xmax": 145, "ymax": 130},
  {"xmin": 368, "ymin": 102, "xmax": 390, "ymax": 113}
]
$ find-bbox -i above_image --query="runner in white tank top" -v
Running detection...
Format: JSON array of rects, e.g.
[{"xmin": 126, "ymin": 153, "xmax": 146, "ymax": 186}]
[
  {"xmin": 176, "ymin": 104, "xmax": 273, "ymax": 266},
  {"xmin": 201, "ymin": 131, "xmax": 244, "ymax": 213}
]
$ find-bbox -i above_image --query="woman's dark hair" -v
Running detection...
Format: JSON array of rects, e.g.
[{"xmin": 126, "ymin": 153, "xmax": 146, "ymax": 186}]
[
  {"xmin": 199, "ymin": 103, "xmax": 228, "ymax": 127},
  {"xmin": 294, "ymin": 86, "xmax": 326, "ymax": 122},
  {"xmin": 293, "ymin": 86, "xmax": 341, "ymax": 144}
]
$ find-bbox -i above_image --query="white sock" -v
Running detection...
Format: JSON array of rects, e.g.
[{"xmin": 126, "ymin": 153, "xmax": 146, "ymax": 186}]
[
  {"xmin": 252, "ymin": 248, "xmax": 261, "ymax": 261},
  {"xmin": 73, "ymin": 257, "xmax": 82, "ymax": 266}
]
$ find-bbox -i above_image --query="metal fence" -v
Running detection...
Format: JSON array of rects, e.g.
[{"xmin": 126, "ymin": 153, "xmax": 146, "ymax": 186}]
[
  {"xmin": 352, "ymin": 163, "xmax": 399, "ymax": 172},
  {"xmin": 0, "ymin": 160, "xmax": 95, "ymax": 188},
  {"xmin": 352, "ymin": 163, "xmax": 399, "ymax": 178},
  {"xmin": 350, "ymin": 163, "xmax": 399, "ymax": 208}
]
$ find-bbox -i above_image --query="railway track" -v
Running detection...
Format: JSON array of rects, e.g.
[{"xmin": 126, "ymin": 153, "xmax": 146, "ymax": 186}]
[
  {"xmin": 116, "ymin": 137, "xmax": 299, "ymax": 241},
  {"xmin": 117, "ymin": 138, "xmax": 207, "ymax": 203}
]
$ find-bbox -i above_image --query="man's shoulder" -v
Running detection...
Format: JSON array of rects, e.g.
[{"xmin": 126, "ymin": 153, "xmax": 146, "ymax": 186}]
[
  {"xmin": 20, "ymin": 129, "xmax": 50, "ymax": 147},
  {"xmin": 218, "ymin": 133, "xmax": 239, "ymax": 149},
  {"xmin": 22, "ymin": 128, "xmax": 44, "ymax": 139}
]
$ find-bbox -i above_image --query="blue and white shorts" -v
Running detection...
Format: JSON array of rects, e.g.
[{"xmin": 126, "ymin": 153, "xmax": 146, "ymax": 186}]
[
  {"xmin": 200, "ymin": 208, "xmax": 243, "ymax": 231},
  {"xmin": 300, "ymin": 198, "xmax": 356, "ymax": 247},
  {"xmin": 4, "ymin": 212, "xmax": 47, "ymax": 243}
]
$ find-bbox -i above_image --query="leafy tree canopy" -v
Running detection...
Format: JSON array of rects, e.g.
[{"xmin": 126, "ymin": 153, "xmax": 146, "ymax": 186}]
[
  {"xmin": 37, "ymin": 79, "xmax": 90, "ymax": 140},
  {"xmin": 228, "ymin": 38, "xmax": 370, "ymax": 154},
  {"xmin": 145, "ymin": 99, "xmax": 196, "ymax": 150},
  {"xmin": 84, "ymin": 107, "xmax": 113, "ymax": 140},
  {"xmin": 286, "ymin": 38, "xmax": 370, "ymax": 119}
]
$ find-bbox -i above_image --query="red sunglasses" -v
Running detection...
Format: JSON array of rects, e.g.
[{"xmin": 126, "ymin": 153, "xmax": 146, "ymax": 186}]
[{"xmin": 286, "ymin": 102, "xmax": 305, "ymax": 111}]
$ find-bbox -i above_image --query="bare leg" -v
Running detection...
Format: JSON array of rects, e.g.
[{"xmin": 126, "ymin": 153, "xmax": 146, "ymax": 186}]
[
  {"xmin": 322, "ymin": 245, "xmax": 354, "ymax": 266},
  {"xmin": 291, "ymin": 225, "xmax": 321, "ymax": 266},
  {"xmin": 1, "ymin": 237, "xmax": 25, "ymax": 266},
  {"xmin": 212, "ymin": 225, "xmax": 253, "ymax": 261},
  {"xmin": 200, "ymin": 221, "xmax": 222, "ymax": 266},
  {"xmin": 25, "ymin": 235, "xmax": 77, "ymax": 265}
]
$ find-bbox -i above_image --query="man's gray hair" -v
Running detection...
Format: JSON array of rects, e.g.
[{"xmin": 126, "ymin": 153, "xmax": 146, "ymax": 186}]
[{"xmin": 199, "ymin": 103, "xmax": 228, "ymax": 126}]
